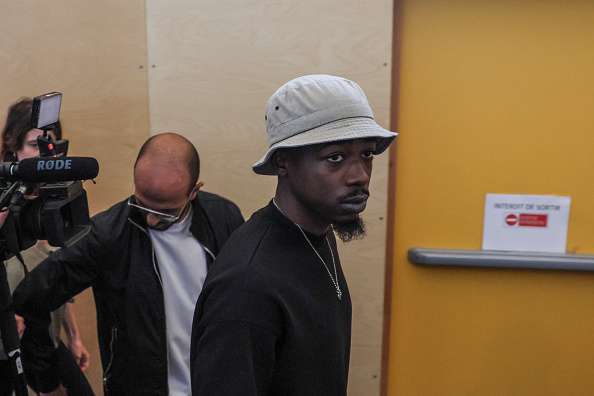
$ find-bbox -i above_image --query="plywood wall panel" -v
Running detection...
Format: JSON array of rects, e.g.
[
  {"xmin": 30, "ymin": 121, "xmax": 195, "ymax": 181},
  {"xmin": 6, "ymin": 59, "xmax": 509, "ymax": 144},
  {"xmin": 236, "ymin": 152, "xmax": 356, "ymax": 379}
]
[
  {"xmin": 0, "ymin": 1, "xmax": 150, "ymax": 214},
  {"xmin": 146, "ymin": 1, "xmax": 393, "ymax": 394},
  {"xmin": 1, "ymin": 2, "xmax": 150, "ymax": 394}
]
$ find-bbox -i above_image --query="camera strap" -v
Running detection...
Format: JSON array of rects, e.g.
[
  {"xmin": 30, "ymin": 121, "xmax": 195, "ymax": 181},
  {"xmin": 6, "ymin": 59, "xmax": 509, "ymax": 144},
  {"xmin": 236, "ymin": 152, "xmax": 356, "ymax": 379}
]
[{"xmin": 2, "ymin": 214, "xmax": 28, "ymax": 275}]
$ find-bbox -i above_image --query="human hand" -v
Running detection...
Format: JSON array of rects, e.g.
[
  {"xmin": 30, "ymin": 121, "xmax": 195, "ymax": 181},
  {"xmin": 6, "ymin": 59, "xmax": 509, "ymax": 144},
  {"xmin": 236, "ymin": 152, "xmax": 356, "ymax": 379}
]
[
  {"xmin": 15, "ymin": 314, "xmax": 25, "ymax": 339},
  {"xmin": 68, "ymin": 338, "xmax": 90, "ymax": 371},
  {"xmin": 0, "ymin": 210, "xmax": 8, "ymax": 229},
  {"xmin": 40, "ymin": 384, "xmax": 67, "ymax": 396}
]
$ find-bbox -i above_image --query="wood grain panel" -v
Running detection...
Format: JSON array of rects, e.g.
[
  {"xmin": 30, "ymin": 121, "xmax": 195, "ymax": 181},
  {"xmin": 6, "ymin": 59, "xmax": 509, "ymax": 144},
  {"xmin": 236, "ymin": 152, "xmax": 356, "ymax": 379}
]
[
  {"xmin": 1, "ymin": 2, "xmax": 150, "ymax": 394},
  {"xmin": 146, "ymin": 1, "xmax": 393, "ymax": 394}
]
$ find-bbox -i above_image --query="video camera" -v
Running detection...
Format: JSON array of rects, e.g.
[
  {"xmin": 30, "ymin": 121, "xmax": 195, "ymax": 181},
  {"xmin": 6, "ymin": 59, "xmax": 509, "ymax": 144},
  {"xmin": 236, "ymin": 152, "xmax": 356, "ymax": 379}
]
[{"xmin": 0, "ymin": 92, "xmax": 99, "ymax": 257}]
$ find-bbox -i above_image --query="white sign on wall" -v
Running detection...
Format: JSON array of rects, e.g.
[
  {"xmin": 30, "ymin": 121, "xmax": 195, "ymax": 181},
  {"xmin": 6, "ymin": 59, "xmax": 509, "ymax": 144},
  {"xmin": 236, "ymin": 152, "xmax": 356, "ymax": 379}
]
[{"xmin": 482, "ymin": 194, "xmax": 571, "ymax": 253}]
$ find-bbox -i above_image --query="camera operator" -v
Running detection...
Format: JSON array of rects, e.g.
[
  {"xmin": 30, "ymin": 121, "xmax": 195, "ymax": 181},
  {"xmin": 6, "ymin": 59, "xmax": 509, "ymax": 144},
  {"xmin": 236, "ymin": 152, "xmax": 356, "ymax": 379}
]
[
  {"xmin": 12, "ymin": 133, "xmax": 245, "ymax": 396},
  {"xmin": 0, "ymin": 98, "xmax": 94, "ymax": 395}
]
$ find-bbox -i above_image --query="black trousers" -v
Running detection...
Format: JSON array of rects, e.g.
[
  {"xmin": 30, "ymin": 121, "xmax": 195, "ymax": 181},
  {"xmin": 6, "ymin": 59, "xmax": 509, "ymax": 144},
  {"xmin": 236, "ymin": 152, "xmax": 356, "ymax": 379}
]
[{"xmin": 0, "ymin": 340, "xmax": 94, "ymax": 395}]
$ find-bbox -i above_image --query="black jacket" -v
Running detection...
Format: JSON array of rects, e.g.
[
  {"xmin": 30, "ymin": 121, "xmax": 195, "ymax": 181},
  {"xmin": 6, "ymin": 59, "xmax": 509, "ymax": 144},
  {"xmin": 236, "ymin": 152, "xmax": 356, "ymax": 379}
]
[{"xmin": 13, "ymin": 191, "xmax": 244, "ymax": 395}]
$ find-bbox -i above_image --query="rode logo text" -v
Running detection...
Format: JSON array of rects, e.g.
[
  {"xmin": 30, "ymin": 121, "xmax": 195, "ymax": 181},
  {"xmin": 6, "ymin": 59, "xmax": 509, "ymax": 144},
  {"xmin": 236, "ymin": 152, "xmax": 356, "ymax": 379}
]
[{"xmin": 37, "ymin": 159, "xmax": 72, "ymax": 170}]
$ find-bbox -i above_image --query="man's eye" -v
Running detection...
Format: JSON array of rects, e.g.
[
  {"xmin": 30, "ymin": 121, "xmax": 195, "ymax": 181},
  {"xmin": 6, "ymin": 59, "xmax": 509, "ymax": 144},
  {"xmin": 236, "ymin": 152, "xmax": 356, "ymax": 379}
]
[
  {"xmin": 327, "ymin": 154, "xmax": 344, "ymax": 163},
  {"xmin": 362, "ymin": 150, "xmax": 375, "ymax": 159}
]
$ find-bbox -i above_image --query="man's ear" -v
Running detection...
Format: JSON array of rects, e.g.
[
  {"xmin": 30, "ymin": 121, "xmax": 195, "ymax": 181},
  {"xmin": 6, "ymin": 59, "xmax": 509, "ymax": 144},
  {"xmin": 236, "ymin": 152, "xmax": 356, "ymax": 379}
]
[
  {"xmin": 272, "ymin": 149, "xmax": 290, "ymax": 177},
  {"xmin": 189, "ymin": 182, "xmax": 204, "ymax": 200}
]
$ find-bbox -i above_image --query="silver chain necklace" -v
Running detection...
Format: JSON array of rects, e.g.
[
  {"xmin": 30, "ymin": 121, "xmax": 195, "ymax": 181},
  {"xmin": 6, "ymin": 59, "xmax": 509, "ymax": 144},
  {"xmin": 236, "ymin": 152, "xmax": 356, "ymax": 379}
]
[{"xmin": 273, "ymin": 199, "xmax": 342, "ymax": 300}]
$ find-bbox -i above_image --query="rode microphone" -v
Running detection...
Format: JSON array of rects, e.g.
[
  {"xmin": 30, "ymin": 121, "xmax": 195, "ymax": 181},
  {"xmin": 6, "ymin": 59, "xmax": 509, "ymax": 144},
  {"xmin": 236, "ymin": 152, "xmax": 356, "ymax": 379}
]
[{"xmin": 0, "ymin": 156, "xmax": 99, "ymax": 183}]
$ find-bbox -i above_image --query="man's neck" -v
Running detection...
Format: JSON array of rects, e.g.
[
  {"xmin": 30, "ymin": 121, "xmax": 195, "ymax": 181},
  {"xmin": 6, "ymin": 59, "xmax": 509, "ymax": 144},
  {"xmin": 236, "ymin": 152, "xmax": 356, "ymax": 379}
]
[{"xmin": 272, "ymin": 194, "xmax": 330, "ymax": 235}]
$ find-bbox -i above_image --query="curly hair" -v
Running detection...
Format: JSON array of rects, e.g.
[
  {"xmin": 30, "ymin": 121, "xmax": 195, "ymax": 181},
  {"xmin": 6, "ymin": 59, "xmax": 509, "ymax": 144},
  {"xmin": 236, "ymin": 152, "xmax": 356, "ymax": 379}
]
[{"xmin": 1, "ymin": 97, "xmax": 62, "ymax": 161}]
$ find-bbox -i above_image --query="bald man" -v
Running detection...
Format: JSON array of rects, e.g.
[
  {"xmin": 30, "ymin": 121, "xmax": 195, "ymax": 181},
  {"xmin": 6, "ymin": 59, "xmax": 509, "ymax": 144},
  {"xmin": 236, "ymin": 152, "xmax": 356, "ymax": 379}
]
[{"xmin": 12, "ymin": 133, "xmax": 244, "ymax": 396}]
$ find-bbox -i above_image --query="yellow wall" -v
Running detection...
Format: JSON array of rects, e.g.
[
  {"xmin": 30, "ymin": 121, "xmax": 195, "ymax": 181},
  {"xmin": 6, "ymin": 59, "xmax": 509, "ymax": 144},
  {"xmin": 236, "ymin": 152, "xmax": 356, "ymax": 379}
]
[{"xmin": 386, "ymin": 1, "xmax": 594, "ymax": 395}]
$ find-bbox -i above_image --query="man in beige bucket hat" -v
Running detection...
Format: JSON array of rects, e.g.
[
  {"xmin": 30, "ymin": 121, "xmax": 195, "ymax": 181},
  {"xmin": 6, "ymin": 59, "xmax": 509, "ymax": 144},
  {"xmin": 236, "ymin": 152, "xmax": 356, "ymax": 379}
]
[{"xmin": 191, "ymin": 74, "xmax": 397, "ymax": 395}]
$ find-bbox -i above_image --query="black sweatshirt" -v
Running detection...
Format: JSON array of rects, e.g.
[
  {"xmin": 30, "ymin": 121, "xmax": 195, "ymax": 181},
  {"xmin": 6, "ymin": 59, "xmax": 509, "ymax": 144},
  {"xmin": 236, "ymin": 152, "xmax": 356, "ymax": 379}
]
[{"xmin": 191, "ymin": 200, "xmax": 352, "ymax": 396}]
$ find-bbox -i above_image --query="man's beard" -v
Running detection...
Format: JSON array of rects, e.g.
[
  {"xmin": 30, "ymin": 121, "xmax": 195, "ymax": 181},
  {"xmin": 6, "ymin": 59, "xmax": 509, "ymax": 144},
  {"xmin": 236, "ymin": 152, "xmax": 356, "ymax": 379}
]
[{"xmin": 333, "ymin": 218, "xmax": 366, "ymax": 243}]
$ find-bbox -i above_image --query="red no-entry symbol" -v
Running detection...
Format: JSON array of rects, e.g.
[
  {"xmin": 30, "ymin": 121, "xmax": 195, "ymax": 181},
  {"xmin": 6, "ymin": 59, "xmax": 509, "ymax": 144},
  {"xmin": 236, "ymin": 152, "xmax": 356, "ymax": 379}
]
[{"xmin": 505, "ymin": 214, "xmax": 518, "ymax": 226}]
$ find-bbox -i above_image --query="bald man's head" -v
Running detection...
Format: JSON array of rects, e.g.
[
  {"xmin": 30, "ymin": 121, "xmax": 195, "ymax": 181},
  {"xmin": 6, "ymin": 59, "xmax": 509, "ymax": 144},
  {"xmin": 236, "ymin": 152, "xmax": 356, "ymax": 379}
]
[{"xmin": 134, "ymin": 133, "xmax": 200, "ymax": 193}]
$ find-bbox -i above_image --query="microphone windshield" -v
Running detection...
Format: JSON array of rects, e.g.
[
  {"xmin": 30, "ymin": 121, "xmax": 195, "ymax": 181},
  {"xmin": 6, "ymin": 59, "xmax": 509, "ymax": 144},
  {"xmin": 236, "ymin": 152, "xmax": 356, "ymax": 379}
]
[{"xmin": 16, "ymin": 157, "xmax": 99, "ymax": 183}]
